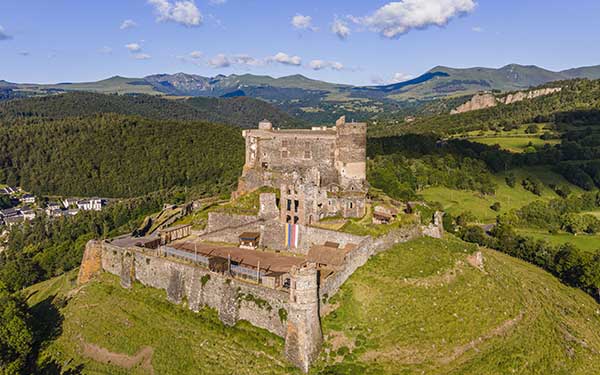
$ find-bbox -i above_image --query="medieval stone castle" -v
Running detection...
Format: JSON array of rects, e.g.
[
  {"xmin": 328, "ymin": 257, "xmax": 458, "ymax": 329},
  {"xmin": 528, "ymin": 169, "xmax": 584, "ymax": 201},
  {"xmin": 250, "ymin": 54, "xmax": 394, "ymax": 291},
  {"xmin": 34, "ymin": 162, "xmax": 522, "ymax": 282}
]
[
  {"xmin": 78, "ymin": 116, "xmax": 443, "ymax": 372},
  {"xmin": 237, "ymin": 116, "xmax": 368, "ymax": 224}
]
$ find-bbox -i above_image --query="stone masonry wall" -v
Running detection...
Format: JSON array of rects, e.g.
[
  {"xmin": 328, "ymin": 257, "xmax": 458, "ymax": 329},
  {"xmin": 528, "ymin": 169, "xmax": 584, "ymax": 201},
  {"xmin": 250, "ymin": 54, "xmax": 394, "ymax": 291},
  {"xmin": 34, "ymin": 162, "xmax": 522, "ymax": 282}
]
[
  {"xmin": 101, "ymin": 242, "xmax": 289, "ymax": 337},
  {"xmin": 319, "ymin": 224, "xmax": 422, "ymax": 304}
]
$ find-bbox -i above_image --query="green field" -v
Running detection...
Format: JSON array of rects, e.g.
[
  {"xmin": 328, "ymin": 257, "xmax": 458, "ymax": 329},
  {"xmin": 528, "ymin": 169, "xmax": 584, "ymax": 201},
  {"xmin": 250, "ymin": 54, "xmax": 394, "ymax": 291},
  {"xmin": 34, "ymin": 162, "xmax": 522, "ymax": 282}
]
[
  {"xmin": 469, "ymin": 136, "xmax": 559, "ymax": 153},
  {"xmin": 313, "ymin": 236, "xmax": 600, "ymax": 374},
  {"xmin": 421, "ymin": 167, "xmax": 582, "ymax": 223},
  {"xmin": 516, "ymin": 228, "xmax": 600, "ymax": 253}
]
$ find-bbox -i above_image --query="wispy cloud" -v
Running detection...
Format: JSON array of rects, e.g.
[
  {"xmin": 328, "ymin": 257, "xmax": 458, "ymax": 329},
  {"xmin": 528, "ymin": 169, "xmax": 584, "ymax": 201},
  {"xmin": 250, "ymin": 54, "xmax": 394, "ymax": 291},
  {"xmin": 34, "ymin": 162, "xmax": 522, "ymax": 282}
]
[
  {"xmin": 134, "ymin": 53, "xmax": 152, "ymax": 60},
  {"xmin": 99, "ymin": 46, "xmax": 113, "ymax": 54},
  {"xmin": 331, "ymin": 17, "xmax": 351, "ymax": 40},
  {"xmin": 148, "ymin": 0, "xmax": 202, "ymax": 27},
  {"xmin": 125, "ymin": 43, "xmax": 142, "ymax": 52},
  {"xmin": 472, "ymin": 26, "xmax": 483, "ymax": 32},
  {"xmin": 120, "ymin": 19, "xmax": 137, "ymax": 30},
  {"xmin": 0, "ymin": 25, "xmax": 12, "ymax": 41},
  {"xmin": 208, "ymin": 0, "xmax": 226, "ymax": 5},
  {"xmin": 308, "ymin": 60, "xmax": 344, "ymax": 71},
  {"xmin": 355, "ymin": 0, "xmax": 477, "ymax": 38},
  {"xmin": 207, "ymin": 53, "xmax": 231, "ymax": 68},
  {"xmin": 292, "ymin": 14, "xmax": 318, "ymax": 31}
]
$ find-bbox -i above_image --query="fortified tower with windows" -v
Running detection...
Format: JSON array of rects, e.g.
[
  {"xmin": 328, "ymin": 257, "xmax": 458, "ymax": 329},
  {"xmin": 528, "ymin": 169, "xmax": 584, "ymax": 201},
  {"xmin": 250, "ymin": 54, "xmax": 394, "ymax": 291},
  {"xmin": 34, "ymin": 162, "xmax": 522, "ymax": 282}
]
[{"xmin": 236, "ymin": 116, "xmax": 367, "ymax": 225}]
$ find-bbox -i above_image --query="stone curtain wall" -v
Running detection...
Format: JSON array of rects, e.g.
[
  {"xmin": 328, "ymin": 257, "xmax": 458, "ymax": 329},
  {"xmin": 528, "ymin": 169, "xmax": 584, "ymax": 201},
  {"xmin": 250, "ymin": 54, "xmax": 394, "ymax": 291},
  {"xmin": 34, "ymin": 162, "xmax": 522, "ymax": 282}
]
[
  {"xmin": 319, "ymin": 224, "xmax": 422, "ymax": 304},
  {"xmin": 101, "ymin": 242, "xmax": 290, "ymax": 337}
]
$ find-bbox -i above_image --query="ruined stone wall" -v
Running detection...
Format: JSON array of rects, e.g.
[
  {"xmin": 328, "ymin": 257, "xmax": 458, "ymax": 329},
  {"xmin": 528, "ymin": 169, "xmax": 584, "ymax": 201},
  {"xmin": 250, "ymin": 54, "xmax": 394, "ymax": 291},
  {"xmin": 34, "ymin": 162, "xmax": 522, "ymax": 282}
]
[
  {"xmin": 206, "ymin": 212, "xmax": 260, "ymax": 233},
  {"xmin": 100, "ymin": 242, "xmax": 290, "ymax": 337},
  {"xmin": 319, "ymin": 224, "xmax": 422, "ymax": 304}
]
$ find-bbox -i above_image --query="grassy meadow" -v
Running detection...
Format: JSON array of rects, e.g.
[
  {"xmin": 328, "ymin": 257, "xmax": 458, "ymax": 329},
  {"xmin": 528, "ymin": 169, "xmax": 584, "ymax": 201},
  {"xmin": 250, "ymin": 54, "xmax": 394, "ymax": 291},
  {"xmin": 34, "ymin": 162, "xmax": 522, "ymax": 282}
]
[
  {"xmin": 313, "ymin": 236, "xmax": 600, "ymax": 375},
  {"xmin": 421, "ymin": 167, "xmax": 581, "ymax": 223}
]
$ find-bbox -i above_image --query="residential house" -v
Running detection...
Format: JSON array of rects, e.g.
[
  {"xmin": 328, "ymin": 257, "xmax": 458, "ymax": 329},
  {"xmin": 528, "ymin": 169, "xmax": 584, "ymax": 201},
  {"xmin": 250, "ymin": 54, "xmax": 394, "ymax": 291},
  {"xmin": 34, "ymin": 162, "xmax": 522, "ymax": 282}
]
[
  {"xmin": 19, "ymin": 206, "xmax": 36, "ymax": 220},
  {"xmin": 77, "ymin": 198, "xmax": 104, "ymax": 211},
  {"xmin": 21, "ymin": 194, "xmax": 36, "ymax": 204}
]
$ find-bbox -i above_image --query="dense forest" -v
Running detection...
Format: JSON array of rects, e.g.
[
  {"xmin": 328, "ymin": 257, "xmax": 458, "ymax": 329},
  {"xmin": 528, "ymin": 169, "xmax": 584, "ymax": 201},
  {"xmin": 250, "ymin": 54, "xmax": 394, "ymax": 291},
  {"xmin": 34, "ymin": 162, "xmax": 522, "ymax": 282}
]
[
  {"xmin": 371, "ymin": 79, "xmax": 600, "ymax": 136},
  {"xmin": 0, "ymin": 114, "xmax": 245, "ymax": 197},
  {"xmin": 0, "ymin": 91, "xmax": 303, "ymax": 129}
]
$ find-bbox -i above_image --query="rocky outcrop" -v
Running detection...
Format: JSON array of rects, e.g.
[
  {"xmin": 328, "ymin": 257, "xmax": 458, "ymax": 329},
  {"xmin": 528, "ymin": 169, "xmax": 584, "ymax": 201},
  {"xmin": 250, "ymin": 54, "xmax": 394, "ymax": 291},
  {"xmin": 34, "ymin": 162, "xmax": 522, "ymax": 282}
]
[
  {"xmin": 451, "ymin": 87, "xmax": 562, "ymax": 114},
  {"xmin": 501, "ymin": 87, "xmax": 562, "ymax": 104},
  {"xmin": 451, "ymin": 93, "xmax": 497, "ymax": 114}
]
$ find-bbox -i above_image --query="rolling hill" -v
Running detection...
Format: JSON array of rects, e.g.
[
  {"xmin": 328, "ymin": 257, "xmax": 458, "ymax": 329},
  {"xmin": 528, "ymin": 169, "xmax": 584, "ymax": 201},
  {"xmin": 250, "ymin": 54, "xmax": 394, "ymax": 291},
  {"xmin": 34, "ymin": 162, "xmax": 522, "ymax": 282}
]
[
  {"xmin": 23, "ymin": 236, "xmax": 600, "ymax": 374},
  {"xmin": 0, "ymin": 91, "xmax": 303, "ymax": 129},
  {"xmin": 3, "ymin": 64, "xmax": 599, "ymax": 124}
]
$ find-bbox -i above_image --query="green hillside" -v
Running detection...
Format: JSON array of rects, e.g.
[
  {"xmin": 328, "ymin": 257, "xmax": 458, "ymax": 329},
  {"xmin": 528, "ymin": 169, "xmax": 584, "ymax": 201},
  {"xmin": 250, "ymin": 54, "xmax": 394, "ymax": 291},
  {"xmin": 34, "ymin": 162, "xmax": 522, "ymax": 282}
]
[
  {"xmin": 313, "ymin": 236, "xmax": 600, "ymax": 374},
  {"xmin": 0, "ymin": 114, "xmax": 245, "ymax": 197},
  {"xmin": 0, "ymin": 91, "xmax": 302, "ymax": 129},
  {"xmin": 22, "ymin": 236, "xmax": 600, "ymax": 374}
]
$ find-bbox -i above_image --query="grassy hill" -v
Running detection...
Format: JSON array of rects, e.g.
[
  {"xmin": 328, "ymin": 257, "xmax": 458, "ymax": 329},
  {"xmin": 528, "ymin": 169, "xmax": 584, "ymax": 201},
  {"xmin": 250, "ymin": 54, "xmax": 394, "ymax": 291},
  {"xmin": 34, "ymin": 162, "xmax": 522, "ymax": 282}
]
[
  {"xmin": 313, "ymin": 236, "xmax": 600, "ymax": 374},
  {"xmin": 23, "ymin": 236, "xmax": 600, "ymax": 374}
]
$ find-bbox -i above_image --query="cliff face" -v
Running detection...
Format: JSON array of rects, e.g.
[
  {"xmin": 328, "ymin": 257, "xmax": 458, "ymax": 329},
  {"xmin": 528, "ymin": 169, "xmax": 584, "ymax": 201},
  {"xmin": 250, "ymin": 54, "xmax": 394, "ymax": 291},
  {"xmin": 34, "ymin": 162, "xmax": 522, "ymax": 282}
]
[
  {"xmin": 451, "ymin": 87, "xmax": 562, "ymax": 114},
  {"xmin": 451, "ymin": 93, "xmax": 497, "ymax": 114},
  {"xmin": 501, "ymin": 87, "xmax": 562, "ymax": 105}
]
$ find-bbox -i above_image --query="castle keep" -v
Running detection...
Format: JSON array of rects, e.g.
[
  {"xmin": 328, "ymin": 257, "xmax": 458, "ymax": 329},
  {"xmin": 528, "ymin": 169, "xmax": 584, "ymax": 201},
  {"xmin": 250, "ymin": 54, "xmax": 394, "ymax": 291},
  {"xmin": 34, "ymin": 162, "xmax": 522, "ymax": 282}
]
[
  {"xmin": 78, "ymin": 116, "xmax": 444, "ymax": 372},
  {"xmin": 237, "ymin": 116, "xmax": 367, "ymax": 225}
]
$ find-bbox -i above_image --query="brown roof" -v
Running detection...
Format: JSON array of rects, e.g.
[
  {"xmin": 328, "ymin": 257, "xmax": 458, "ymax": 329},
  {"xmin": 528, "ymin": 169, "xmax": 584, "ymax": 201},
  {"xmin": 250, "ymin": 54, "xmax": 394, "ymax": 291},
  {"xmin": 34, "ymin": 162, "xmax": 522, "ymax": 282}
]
[
  {"xmin": 373, "ymin": 211, "xmax": 393, "ymax": 220},
  {"xmin": 307, "ymin": 245, "xmax": 347, "ymax": 268},
  {"xmin": 172, "ymin": 241, "xmax": 304, "ymax": 273},
  {"xmin": 239, "ymin": 232, "xmax": 260, "ymax": 240}
]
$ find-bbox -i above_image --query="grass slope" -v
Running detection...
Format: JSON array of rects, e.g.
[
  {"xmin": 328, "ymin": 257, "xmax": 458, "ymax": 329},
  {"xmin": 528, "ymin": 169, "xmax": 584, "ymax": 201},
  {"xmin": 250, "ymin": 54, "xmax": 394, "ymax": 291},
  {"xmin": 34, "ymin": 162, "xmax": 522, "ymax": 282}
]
[
  {"xmin": 24, "ymin": 236, "xmax": 600, "ymax": 374},
  {"xmin": 313, "ymin": 236, "xmax": 600, "ymax": 375},
  {"xmin": 25, "ymin": 272, "xmax": 299, "ymax": 375},
  {"xmin": 421, "ymin": 167, "xmax": 583, "ymax": 222}
]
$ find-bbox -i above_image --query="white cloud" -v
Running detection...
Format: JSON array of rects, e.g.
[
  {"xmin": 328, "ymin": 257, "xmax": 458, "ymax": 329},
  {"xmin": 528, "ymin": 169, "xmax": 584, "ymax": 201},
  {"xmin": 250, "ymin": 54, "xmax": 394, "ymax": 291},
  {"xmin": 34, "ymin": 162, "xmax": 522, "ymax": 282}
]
[
  {"xmin": 99, "ymin": 46, "xmax": 113, "ymax": 54},
  {"xmin": 0, "ymin": 25, "xmax": 12, "ymax": 41},
  {"xmin": 120, "ymin": 19, "xmax": 137, "ymax": 30},
  {"xmin": 309, "ymin": 60, "xmax": 344, "ymax": 71},
  {"xmin": 148, "ymin": 0, "xmax": 202, "ymax": 27},
  {"xmin": 189, "ymin": 50, "xmax": 203, "ymax": 59},
  {"xmin": 357, "ymin": 0, "xmax": 476, "ymax": 38},
  {"xmin": 331, "ymin": 17, "xmax": 350, "ymax": 40},
  {"xmin": 209, "ymin": 0, "xmax": 226, "ymax": 4},
  {"xmin": 207, "ymin": 53, "xmax": 231, "ymax": 68},
  {"xmin": 232, "ymin": 54, "xmax": 264, "ymax": 67},
  {"xmin": 125, "ymin": 43, "xmax": 142, "ymax": 52},
  {"xmin": 269, "ymin": 52, "xmax": 302, "ymax": 66},
  {"xmin": 372, "ymin": 72, "xmax": 414, "ymax": 85},
  {"xmin": 134, "ymin": 53, "xmax": 152, "ymax": 60},
  {"xmin": 472, "ymin": 26, "xmax": 483, "ymax": 32},
  {"xmin": 292, "ymin": 14, "xmax": 317, "ymax": 31},
  {"xmin": 392, "ymin": 72, "xmax": 413, "ymax": 82}
]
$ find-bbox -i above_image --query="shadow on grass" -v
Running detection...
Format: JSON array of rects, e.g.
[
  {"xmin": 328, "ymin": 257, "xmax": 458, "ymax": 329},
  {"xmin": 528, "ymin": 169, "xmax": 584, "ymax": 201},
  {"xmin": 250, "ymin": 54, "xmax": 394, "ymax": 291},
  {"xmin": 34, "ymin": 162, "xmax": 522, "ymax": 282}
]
[{"xmin": 27, "ymin": 294, "xmax": 83, "ymax": 374}]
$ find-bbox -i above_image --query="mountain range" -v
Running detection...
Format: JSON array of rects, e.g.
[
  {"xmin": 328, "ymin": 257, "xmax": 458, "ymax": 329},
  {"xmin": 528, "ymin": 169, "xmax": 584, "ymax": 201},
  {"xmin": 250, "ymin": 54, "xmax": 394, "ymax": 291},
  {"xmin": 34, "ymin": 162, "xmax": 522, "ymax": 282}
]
[{"xmin": 2, "ymin": 63, "xmax": 600, "ymax": 123}]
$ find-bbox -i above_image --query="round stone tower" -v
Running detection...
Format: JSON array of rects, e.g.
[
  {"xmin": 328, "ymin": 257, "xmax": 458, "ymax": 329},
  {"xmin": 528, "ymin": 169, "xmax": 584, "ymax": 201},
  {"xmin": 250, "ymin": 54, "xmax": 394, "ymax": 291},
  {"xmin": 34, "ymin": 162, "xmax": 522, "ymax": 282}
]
[{"xmin": 285, "ymin": 263, "xmax": 322, "ymax": 373}]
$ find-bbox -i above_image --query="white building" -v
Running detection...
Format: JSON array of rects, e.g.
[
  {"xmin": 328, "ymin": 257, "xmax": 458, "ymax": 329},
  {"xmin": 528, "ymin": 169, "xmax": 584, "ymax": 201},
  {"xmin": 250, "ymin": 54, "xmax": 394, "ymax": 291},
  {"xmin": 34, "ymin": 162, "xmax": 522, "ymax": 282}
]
[{"xmin": 76, "ymin": 198, "xmax": 104, "ymax": 211}]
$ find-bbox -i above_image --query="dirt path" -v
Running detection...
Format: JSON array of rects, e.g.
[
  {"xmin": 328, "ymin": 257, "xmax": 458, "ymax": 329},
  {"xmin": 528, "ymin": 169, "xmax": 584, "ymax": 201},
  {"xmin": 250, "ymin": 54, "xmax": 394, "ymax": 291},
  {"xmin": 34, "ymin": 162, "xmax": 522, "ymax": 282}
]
[
  {"xmin": 361, "ymin": 311, "xmax": 524, "ymax": 365},
  {"xmin": 81, "ymin": 340, "xmax": 155, "ymax": 374}
]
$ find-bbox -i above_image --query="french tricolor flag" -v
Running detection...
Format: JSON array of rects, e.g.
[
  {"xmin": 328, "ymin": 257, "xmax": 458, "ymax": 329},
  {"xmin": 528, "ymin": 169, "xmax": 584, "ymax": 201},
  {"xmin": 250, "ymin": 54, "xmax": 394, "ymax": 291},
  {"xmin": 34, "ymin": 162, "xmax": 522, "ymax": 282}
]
[{"xmin": 286, "ymin": 223, "xmax": 299, "ymax": 249}]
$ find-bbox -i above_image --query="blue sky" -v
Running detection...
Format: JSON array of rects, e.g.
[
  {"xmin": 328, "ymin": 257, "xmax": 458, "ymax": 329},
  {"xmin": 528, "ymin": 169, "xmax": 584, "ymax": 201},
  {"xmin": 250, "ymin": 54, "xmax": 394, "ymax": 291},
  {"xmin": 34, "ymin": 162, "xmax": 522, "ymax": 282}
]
[{"xmin": 1, "ymin": 0, "xmax": 599, "ymax": 85}]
